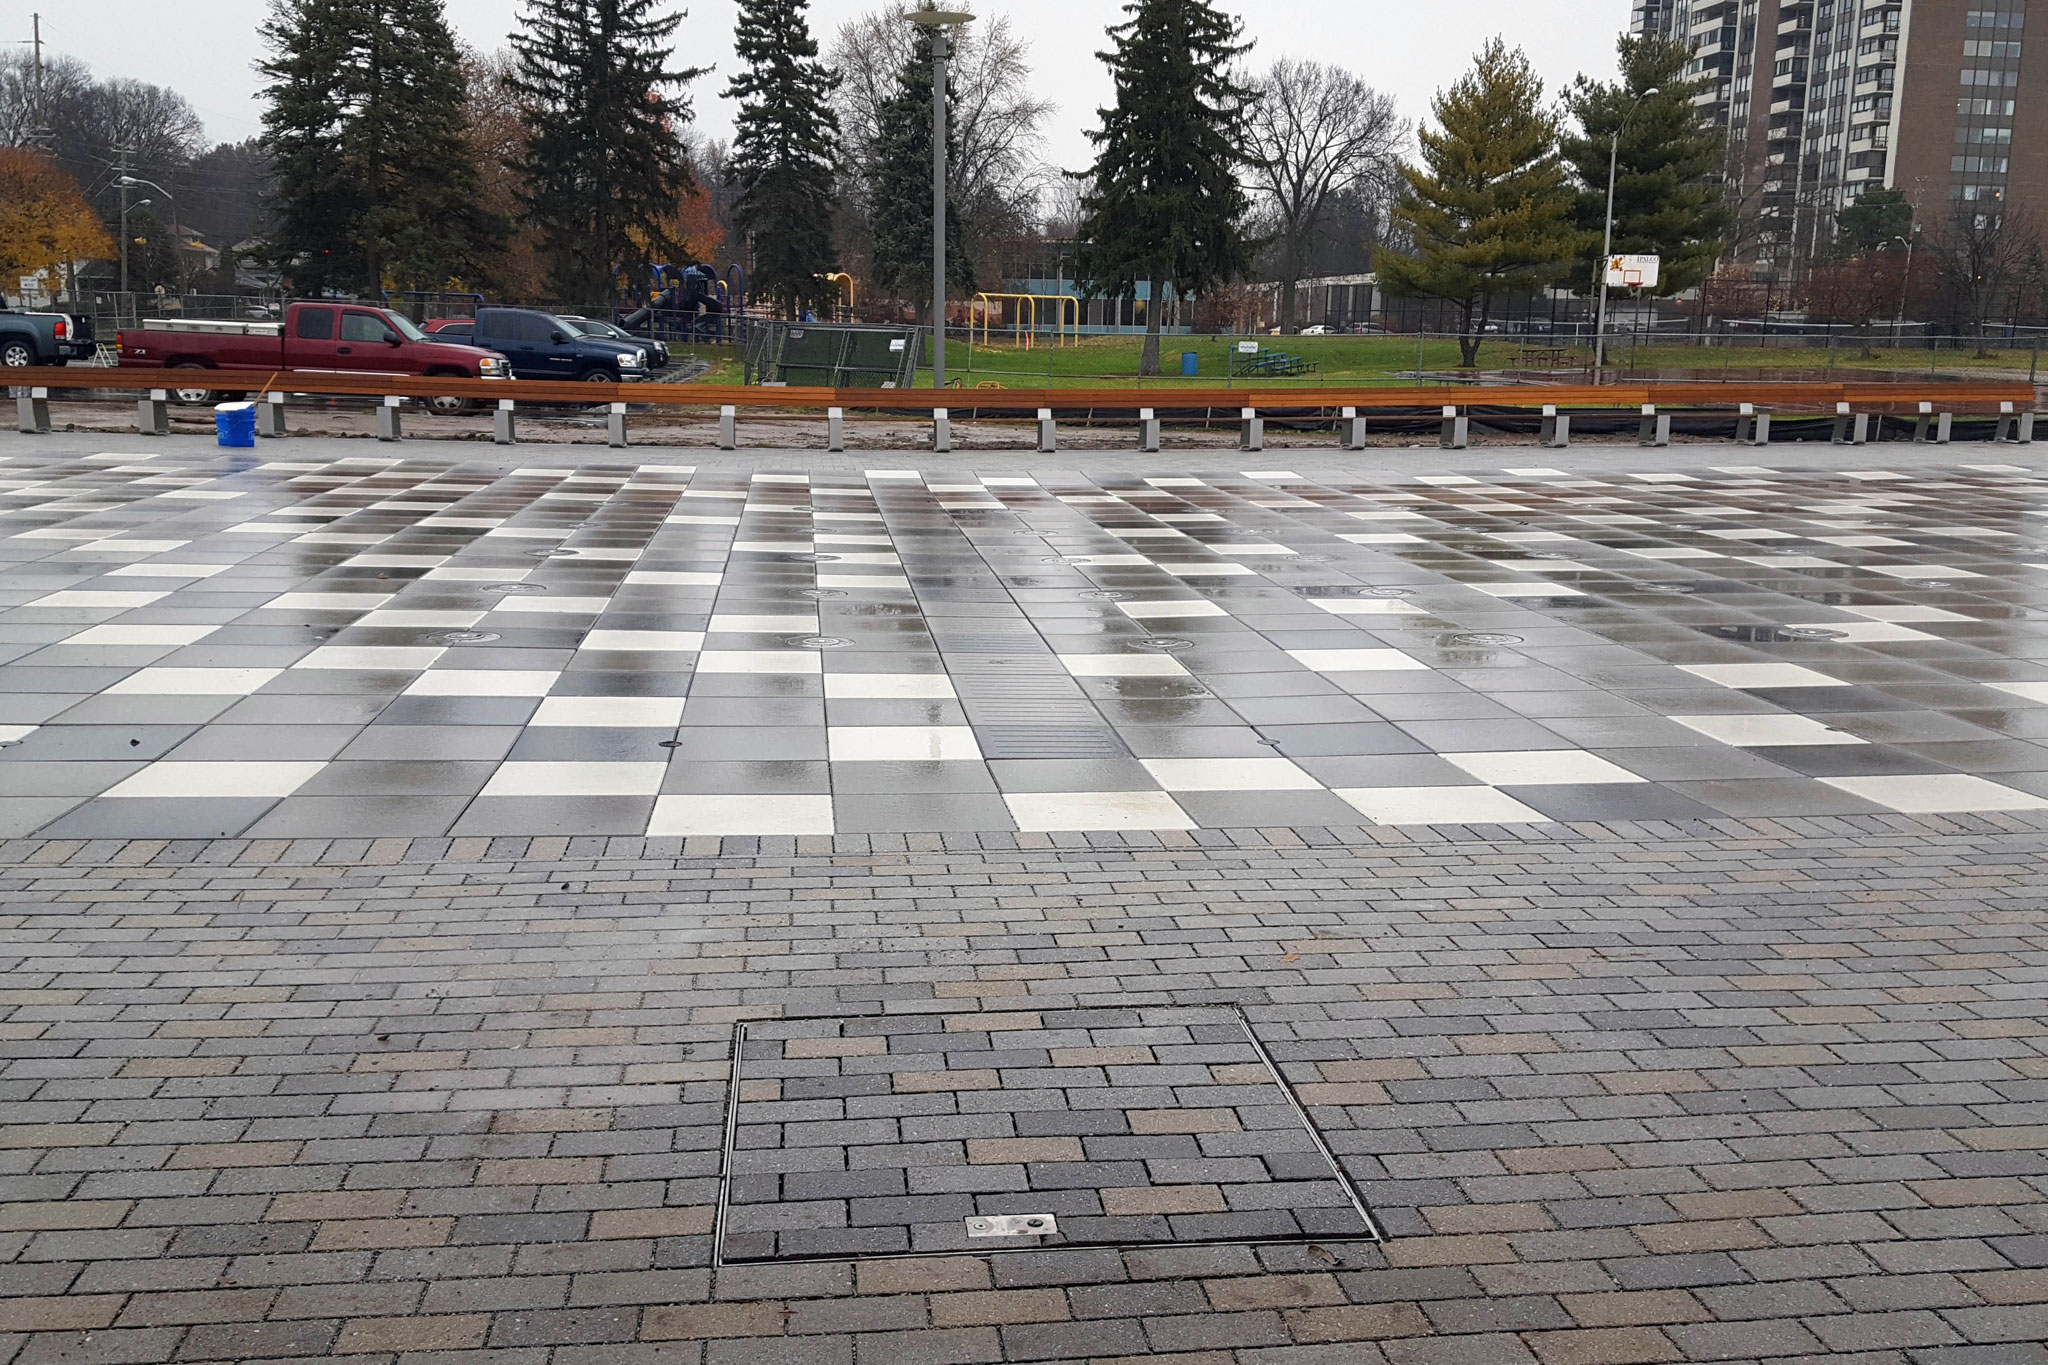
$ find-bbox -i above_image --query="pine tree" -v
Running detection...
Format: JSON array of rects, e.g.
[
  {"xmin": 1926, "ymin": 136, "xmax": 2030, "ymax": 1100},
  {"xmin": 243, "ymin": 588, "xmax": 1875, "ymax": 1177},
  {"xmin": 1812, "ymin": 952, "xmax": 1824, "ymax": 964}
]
[
  {"xmin": 725, "ymin": 0, "xmax": 841, "ymax": 318},
  {"xmin": 864, "ymin": 44, "xmax": 972, "ymax": 310},
  {"xmin": 1375, "ymin": 40, "xmax": 1578, "ymax": 368},
  {"xmin": 1560, "ymin": 35, "xmax": 1730, "ymax": 297},
  {"xmin": 508, "ymin": 0, "xmax": 707, "ymax": 305},
  {"xmin": 259, "ymin": 0, "xmax": 499, "ymax": 294},
  {"xmin": 1837, "ymin": 186, "xmax": 1914, "ymax": 255},
  {"xmin": 1074, "ymin": 0, "xmax": 1255, "ymax": 376}
]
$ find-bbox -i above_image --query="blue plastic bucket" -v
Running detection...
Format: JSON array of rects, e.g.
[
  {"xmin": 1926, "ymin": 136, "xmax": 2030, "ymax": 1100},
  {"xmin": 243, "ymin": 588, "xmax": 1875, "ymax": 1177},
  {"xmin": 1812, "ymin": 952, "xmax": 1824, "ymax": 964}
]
[
  {"xmin": 1181, "ymin": 352, "xmax": 1199, "ymax": 377},
  {"xmin": 214, "ymin": 402, "xmax": 256, "ymax": 447}
]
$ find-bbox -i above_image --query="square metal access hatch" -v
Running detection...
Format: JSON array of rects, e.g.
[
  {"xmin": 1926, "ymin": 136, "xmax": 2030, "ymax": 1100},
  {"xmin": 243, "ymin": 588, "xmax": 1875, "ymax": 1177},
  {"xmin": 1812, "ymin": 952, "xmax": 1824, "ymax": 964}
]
[{"xmin": 713, "ymin": 1005, "xmax": 1382, "ymax": 1264}]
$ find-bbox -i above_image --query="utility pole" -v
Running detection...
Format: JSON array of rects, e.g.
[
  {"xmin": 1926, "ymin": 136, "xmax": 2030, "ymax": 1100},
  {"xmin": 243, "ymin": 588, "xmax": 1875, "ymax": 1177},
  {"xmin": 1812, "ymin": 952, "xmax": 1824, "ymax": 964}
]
[
  {"xmin": 30, "ymin": 13, "xmax": 48, "ymax": 149},
  {"xmin": 118, "ymin": 146, "xmax": 132, "ymax": 297}
]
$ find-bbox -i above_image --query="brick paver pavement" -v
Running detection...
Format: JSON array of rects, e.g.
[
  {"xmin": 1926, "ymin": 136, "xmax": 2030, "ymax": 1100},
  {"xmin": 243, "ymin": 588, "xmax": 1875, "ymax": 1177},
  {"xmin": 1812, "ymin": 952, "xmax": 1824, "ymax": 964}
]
[{"xmin": 2, "ymin": 814, "xmax": 2047, "ymax": 1363}]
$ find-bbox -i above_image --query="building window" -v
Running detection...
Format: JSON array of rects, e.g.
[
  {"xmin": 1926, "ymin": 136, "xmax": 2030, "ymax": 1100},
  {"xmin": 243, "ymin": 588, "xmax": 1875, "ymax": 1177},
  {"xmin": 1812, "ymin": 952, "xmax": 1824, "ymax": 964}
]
[
  {"xmin": 1966, "ymin": 9, "xmax": 2026, "ymax": 31},
  {"xmin": 1961, "ymin": 68, "xmax": 2022, "ymax": 85},
  {"xmin": 1963, "ymin": 40, "xmax": 2024, "ymax": 56},
  {"xmin": 1953, "ymin": 155, "xmax": 2013, "ymax": 172}
]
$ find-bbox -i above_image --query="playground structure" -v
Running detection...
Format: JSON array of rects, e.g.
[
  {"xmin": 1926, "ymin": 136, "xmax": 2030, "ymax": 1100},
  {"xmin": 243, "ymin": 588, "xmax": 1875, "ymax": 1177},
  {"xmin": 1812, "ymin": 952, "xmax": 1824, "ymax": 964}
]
[
  {"xmin": 824, "ymin": 273, "xmax": 857, "ymax": 320},
  {"xmin": 970, "ymin": 292, "xmax": 1081, "ymax": 350},
  {"xmin": 614, "ymin": 263, "xmax": 749, "ymax": 345}
]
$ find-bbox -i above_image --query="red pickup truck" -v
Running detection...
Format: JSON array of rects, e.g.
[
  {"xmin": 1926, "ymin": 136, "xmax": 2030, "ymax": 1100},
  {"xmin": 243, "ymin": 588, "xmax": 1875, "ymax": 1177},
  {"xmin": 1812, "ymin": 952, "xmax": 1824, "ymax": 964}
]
[{"xmin": 117, "ymin": 301, "xmax": 510, "ymax": 410}]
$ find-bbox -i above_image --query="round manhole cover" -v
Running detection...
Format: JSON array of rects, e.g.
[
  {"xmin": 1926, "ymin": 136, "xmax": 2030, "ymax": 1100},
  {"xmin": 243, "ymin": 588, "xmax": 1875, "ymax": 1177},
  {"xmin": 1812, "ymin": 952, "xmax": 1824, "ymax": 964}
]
[
  {"xmin": 1135, "ymin": 637, "xmax": 1196, "ymax": 652},
  {"xmin": 788, "ymin": 635, "xmax": 853, "ymax": 649},
  {"xmin": 800, "ymin": 587, "xmax": 847, "ymax": 599},
  {"xmin": 526, "ymin": 547, "xmax": 579, "ymax": 559},
  {"xmin": 1440, "ymin": 632, "xmax": 1524, "ymax": 647},
  {"xmin": 1640, "ymin": 583, "xmax": 1696, "ymax": 594},
  {"xmin": 1079, "ymin": 590, "xmax": 1128, "ymax": 601},
  {"xmin": 1365, "ymin": 586, "xmax": 1414, "ymax": 599},
  {"xmin": 659, "ymin": 738, "xmax": 685, "ymax": 748},
  {"xmin": 1782, "ymin": 626, "xmax": 1848, "ymax": 641},
  {"xmin": 1910, "ymin": 580, "xmax": 1954, "ymax": 588},
  {"xmin": 485, "ymin": 582, "xmax": 547, "ymax": 595},
  {"xmin": 780, "ymin": 552, "xmax": 841, "ymax": 564},
  {"xmin": 435, "ymin": 630, "xmax": 501, "ymax": 645}
]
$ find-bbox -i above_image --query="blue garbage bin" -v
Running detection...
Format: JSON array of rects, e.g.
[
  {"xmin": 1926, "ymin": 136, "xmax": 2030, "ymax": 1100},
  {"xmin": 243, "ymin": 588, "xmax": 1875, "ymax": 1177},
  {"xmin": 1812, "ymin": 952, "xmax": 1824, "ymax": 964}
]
[
  {"xmin": 1181, "ymin": 352, "xmax": 1198, "ymax": 377},
  {"xmin": 214, "ymin": 402, "xmax": 255, "ymax": 448}
]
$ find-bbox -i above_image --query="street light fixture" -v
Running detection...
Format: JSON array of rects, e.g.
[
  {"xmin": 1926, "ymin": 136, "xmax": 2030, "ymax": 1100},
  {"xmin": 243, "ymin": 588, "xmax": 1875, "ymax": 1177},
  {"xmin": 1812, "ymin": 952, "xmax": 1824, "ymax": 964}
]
[
  {"xmin": 904, "ymin": 5, "xmax": 974, "ymax": 391},
  {"xmin": 1888, "ymin": 226, "xmax": 1921, "ymax": 344},
  {"xmin": 1595, "ymin": 87, "xmax": 1659, "ymax": 377},
  {"xmin": 118, "ymin": 174, "xmax": 185, "ymax": 296}
]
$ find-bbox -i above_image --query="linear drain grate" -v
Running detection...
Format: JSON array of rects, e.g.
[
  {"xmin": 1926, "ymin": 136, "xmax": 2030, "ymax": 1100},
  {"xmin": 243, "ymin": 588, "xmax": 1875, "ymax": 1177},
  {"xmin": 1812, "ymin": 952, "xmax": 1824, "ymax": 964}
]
[
  {"xmin": 973, "ymin": 724, "xmax": 1130, "ymax": 759},
  {"xmin": 932, "ymin": 634, "xmax": 1052, "ymax": 653}
]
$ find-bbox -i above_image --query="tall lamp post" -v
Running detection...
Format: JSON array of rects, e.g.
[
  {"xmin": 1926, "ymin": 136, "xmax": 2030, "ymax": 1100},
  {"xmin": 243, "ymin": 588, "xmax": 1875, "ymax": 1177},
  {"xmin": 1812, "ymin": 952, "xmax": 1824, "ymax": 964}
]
[
  {"xmin": 905, "ymin": 6, "xmax": 974, "ymax": 390},
  {"xmin": 1594, "ymin": 87, "xmax": 1659, "ymax": 376},
  {"xmin": 118, "ymin": 175, "xmax": 186, "ymax": 294},
  {"xmin": 1888, "ymin": 226, "xmax": 1921, "ymax": 344}
]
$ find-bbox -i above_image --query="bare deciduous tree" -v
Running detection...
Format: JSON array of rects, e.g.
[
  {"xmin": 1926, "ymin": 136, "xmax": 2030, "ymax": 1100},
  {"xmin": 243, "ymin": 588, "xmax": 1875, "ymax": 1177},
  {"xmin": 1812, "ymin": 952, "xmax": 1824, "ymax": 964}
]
[
  {"xmin": 1244, "ymin": 57, "xmax": 1403, "ymax": 333},
  {"xmin": 828, "ymin": 3, "xmax": 1052, "ymax": 283},
  {"xmin": 1931, "ymin": 201, "xmax": 2045, "ymax": 343}
]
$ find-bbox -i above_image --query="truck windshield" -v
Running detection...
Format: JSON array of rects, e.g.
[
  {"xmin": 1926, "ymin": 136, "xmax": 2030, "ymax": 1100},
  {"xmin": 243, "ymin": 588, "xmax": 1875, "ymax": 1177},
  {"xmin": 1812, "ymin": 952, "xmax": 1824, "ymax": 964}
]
[
  {"xmin": 551, "ymin": 316, "xmax": 588, "ymax": 337},
  {"xmin": 387, "ymin": 313, "xmax": 430, "ymax": 343}
]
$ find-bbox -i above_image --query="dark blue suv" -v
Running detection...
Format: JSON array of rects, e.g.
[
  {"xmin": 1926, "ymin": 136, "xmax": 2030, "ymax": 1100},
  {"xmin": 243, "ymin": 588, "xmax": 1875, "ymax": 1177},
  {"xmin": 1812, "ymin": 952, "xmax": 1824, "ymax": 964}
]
[{"xmin": 430, "ymin": 309, "xmax": 650, "ymax": 383}]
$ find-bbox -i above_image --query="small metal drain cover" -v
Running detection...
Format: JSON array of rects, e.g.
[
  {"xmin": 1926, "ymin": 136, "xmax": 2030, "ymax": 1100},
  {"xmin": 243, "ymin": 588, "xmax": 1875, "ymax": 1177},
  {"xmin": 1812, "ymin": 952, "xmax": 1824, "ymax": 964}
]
[
  {"xmin": 1135, "ymin": 636, "xmax": 1196, "ymax": 652},
  {"xmin": 435, "ymin": 630, "xmax": 501, "ymax": 645},
  {"xmin": 780, "ymin": 552, "xmax": 841, "ymax": 564},
  {"xmin": 1640, "ymin": 583, "xmax": 1696, "ymax": 594},
  {"xmin": 967, "ymin": 1214, "xmax": 1058, "ymax": 1239},
  {"xmin": 1712, "ymin": 624, "xmax": 1843, "ymax": 644},
  {"xmin": 1365, "ymin": 586, "xmax": 1414, "ymax": 598},
  {"xmin": 788, "ymin": 635, "xmax": 853, "ymax": 649},
  {"xmin": 1910, "ymin": 580, "xmax": 1954, "ymax": 588},
  {"xmin": 526, "ymin": 547, "xmax": 580, "ymax": 559},
  {"xmin": 975, "ymin": 725, "xmax": 1130, "ymax": 759},
  {"xmin": 801, "ymin": 588, "xmax": 847, "ymax": 599},
  {"xmin": 485, "ymin": 582, "xmax": 547, "ymax": 595},
  {"xmin": 1079, "ymin": 589, "xmax": 1128, "ymax": 601},
  {"xmin": 1440, "ymin": 632, "xmax": 1523, "ymax": 647}
]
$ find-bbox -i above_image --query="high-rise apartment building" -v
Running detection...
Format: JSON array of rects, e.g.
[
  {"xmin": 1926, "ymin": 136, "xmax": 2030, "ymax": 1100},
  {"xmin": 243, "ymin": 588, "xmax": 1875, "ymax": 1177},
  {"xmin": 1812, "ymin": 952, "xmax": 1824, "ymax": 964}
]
[{"xmin": 1633, "ymin": 0, "xmax": 2036, "ymax": 263}]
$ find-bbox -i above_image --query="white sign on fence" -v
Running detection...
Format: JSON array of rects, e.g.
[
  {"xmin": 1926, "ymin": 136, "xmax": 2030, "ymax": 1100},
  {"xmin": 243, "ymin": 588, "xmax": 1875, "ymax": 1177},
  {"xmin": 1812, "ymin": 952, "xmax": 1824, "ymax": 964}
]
[
  {"xmin": 1605, "ymin": 254, "xmax": 1661, "ymax": 289},
  {"xmin": 1237, "ymin": 341, "xmax": 1260, "ymax": 354}
]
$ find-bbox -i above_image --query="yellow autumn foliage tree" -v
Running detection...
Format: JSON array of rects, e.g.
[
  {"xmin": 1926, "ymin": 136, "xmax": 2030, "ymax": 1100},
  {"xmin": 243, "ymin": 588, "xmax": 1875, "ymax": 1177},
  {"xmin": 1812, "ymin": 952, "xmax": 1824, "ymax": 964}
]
[{"xmin": 0, "ymin": 149, "xmax": 114, "ymax": 288}]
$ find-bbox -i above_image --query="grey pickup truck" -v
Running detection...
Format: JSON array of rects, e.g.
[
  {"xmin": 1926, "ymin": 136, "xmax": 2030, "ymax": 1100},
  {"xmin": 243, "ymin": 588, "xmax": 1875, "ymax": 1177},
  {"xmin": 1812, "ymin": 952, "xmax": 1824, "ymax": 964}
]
[{"xmin": 0, "ymin": 299, "xmax": 97, "ymax": 369}]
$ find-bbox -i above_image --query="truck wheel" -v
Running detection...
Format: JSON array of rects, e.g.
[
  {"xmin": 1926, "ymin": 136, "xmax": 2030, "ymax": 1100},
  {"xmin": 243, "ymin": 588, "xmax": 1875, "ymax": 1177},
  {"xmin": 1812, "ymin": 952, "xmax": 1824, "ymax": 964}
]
[
  {"xmin": 427, "ymin": 394, "xmax": 476, "ymax": 415},
  {"xmin": 167, "ymin": 363, "xmax": 215, "ymax": 406},
  {"xmin": 0, "ymin": 341, "xmax": 33, "ymax": 369}
]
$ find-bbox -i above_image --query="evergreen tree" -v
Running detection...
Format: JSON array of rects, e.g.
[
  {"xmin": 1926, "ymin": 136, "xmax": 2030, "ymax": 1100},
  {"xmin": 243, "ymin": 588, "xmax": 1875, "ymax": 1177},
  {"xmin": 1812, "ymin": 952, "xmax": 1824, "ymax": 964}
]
[
  {"xmin": 1560, "ymin": 35, "xmax": 1730, "ymax": 297},
  {"xmin": 864, "ymin": 44, "xmax": 972, "ymax": 310},
  {"xmin": 1837, "ymin": 186, "xmax": 1914, "ymax": 255},
  {"xmin": 1074, "ymin": 0, "xmax": 1255, "ymax": 376},
  {"xmin": 259, "ymin": 0, "xmax": 499, "ymax": 294},
  {"xmin": 1375, "ymin": 40, "xmax": 1577, "ymax": 368},
  {"xmin": 725, "ymin": 0, "xmax": 841, "ymax": 318},
  {"xmin": 509, "ymin": 0, "xmax": 706, "ymax": 304}
]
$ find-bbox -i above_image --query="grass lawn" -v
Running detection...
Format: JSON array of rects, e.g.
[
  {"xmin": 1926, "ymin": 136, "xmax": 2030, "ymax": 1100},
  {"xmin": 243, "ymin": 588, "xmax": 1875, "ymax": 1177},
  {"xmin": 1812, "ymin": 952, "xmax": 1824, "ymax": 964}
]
[{"xmin": 901, "ymin": 333, "xmax": 2044, "ymax": 388}]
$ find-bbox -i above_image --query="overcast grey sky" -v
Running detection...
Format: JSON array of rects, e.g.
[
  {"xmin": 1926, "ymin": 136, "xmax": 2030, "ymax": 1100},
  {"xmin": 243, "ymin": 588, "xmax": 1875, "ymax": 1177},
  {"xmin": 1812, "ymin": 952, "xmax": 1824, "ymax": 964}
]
[{"xmin": 29, "ymin": 0, "xmax": 1635, "ymax": 169}]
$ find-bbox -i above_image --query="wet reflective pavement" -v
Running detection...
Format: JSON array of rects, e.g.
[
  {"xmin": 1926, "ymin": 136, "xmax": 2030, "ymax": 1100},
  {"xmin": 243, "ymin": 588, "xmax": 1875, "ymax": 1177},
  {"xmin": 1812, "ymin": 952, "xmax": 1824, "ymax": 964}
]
[{"xmin": 1, "ymin": 439, "xmax": 2047, "ymax": 838}]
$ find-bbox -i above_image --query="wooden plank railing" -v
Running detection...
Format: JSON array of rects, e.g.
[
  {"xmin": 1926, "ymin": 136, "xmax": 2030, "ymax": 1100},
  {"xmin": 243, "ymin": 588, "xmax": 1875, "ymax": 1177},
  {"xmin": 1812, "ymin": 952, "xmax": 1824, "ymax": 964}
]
[{"xmin": 5, "ymin": 368, "xmax": 2037, "ymax": 415}]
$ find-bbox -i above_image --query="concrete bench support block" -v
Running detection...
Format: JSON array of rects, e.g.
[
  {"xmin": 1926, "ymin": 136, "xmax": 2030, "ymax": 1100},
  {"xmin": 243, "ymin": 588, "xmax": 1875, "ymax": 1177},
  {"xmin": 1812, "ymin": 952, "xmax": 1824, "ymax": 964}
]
[
  {"xmin": 609, "ymin": 402, "xmax": 631, "ymax": 449},
  {"xmin": 827, "ymin": 407, "xmax": 845, "ymax": 452},
  {"xmin": 1637, "ymin": 404, "xmax": 1671, "ymax": 447},
  {"xmin": 257, "ymin": 391, "xmax": 286, "ymax": 438},
  {"xmin": 1539, "ymin": 404, "xmax": 1569, "ymax": 449},
  {"xmin": 1037, "ymin": 408, "xmax": 1057, "ymax": 453},
  {"xmin": 493, "ymin": 398, "xmax": 516, "ymax": 446},
  {"xmin": 1342, "ymin": 406, "xmax": 1367, "ymax": 451},
  {"xmin": 1735, "ymin": 404, "xmax": 1771, "ymax": 446},
  {"xmin": 933, "ymin": 408, "xmax": 952, "ymax": 453},
  {"xmin": 375, "ymin": 395, "xmax": 402, "ymax": 442},
  {"xmin": 1831, "ymin": 403, "xmax": 1868, "ymax": 446},
  {"xmin": 716, "ymin": 404, "xmax": 735, "ymax": 451},
  {"xmin": 1440, "ymin": 406, "xmax": 1467, "ymax": 450},
  {"xmin": 1239, "ymin": 408, "xmax": 1263, "ymax": 452},
  {"xmin": 138, "ymin": 390, "xmax": 170, "ymax": 438},
  {"xmin": 1139, "ymin": 408, "xmax": 1160, "ymax": 453}
]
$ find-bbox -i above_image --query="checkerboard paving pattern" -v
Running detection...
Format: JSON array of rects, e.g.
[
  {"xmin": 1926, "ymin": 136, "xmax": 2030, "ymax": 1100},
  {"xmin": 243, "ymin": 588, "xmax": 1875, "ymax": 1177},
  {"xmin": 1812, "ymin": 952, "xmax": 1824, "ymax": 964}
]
[{"xmin": 2, "ymin": 446, "xmax": 2048, "ymax": 837}]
